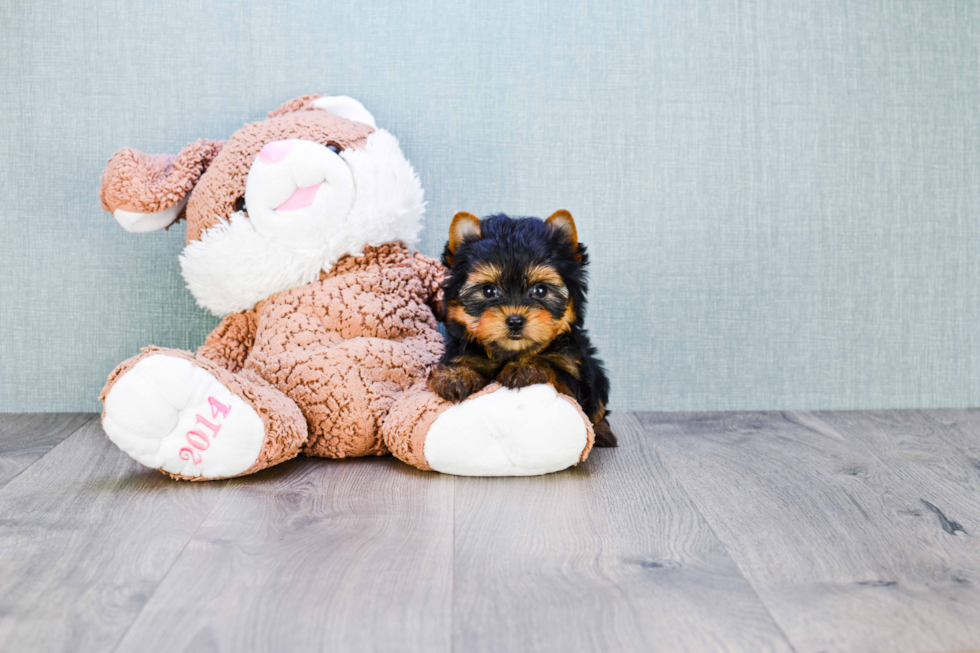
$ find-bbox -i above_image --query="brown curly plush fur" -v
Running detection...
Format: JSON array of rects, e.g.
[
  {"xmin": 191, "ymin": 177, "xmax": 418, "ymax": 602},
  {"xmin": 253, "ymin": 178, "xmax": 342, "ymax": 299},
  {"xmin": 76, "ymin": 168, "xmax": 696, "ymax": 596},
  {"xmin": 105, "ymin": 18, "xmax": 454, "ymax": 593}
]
[
  {"xmin": 183, "ymin": 107, "xmax": 374, "ymax": 242},
  {"xmin": 102, "ymin": 243, "xmax": 449, "ymax": 473},
  {"xmin": 98, "ymin": 94, "xmax": 595, "ymax": 479},
  {"xmin": 97, "ymin": 93, "xmax": 375, "ymax": 243},
  {"xmin": 232, "ymin": 244, "xmax": 445, "ymax": 458},
  {"xmin": 99, "ymin": 139, "xmax": 224, "ymax": 216}
]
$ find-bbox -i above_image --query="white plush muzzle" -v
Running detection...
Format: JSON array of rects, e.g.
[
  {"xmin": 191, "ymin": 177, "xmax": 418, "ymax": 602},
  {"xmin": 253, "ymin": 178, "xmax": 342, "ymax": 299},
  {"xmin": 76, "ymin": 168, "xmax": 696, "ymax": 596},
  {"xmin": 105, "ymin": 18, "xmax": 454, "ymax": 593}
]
[
  {"xmin": 245, "ymin": 139, "xmax": 355, "ymax": 249},
  {"xmin": 180, "ymin": 129, "xmax": 425, "ymax": 317}
]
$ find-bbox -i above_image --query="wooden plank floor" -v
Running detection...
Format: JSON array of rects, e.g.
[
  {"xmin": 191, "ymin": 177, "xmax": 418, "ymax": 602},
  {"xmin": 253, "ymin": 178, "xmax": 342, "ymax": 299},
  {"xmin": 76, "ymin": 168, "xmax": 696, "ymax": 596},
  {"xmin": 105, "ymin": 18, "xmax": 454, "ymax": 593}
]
[{"xmin": 0, "ymin": 410, "xmax": 978, "ymax": 653}]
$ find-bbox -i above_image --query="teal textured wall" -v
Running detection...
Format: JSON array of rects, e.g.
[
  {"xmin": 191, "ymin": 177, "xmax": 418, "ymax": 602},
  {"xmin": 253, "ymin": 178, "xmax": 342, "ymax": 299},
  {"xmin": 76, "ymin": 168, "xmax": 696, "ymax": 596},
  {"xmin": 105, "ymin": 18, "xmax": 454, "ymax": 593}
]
[{"xmin": 1, "ymin": 0, "xmax": 978, "ymax": 412}]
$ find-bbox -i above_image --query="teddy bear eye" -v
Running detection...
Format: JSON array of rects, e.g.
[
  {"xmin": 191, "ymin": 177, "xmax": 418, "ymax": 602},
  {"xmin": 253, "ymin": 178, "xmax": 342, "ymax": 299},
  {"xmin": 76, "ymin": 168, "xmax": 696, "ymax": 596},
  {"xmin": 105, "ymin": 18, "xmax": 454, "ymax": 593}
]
[
  {"xmin": 481, "ymin": 284, "xmax": 498, "ymax": 299},
  {"xmin": 234, "ymin": 196, "xmax": 247, "ymax": 213},
  {"xmin": 326, "ymin": 144, "xmax": 340, "ymax": 154}
]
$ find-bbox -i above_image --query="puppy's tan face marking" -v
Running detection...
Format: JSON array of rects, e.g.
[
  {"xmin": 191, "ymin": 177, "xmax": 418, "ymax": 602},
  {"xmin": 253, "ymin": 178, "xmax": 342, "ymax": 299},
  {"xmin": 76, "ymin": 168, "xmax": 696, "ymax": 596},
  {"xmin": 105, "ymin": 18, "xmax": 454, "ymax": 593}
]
[
  {"xmin": 556, "ymin": 300, "xmax": 575, "ymax": 336},
  {"xmin": 525, "ymin": 264, "xmax": 564, "ymax": 288},
  {"xmin": 447, "ymin": 301, "xmax": 478, "ymax": 337},
  {"xmin": 467, "ymin": 263, "xmax": 502, "ymax": 286},
  {"xmin": 475, "ymin": 306, "xmax": 519, "ymax": 350},
  {"xmin": 521, "ymin": 306, "xmax": 566, "ymax": 349},
  {"xmin": 462, "ymin": 304, "xmax": 567, "ymax": 356},
  {"xmin": 447, "ymin": 261, "xmax": 573, "ymax": 359}
]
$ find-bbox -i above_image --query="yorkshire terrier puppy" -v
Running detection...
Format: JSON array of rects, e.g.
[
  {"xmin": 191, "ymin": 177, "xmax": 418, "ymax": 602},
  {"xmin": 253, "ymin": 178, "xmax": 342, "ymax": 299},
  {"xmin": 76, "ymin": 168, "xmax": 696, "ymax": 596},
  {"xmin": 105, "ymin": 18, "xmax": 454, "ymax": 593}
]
[{"xmin": 428, "ymin": 210, "xmax": 616, "ymax": 447}]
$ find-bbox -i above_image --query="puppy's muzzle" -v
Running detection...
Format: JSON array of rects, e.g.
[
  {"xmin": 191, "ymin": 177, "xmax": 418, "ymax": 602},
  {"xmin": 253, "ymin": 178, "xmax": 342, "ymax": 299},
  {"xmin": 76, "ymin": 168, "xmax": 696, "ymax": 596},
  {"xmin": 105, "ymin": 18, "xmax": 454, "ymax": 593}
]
[{"xmin": 505, "ymin": 314, "xmax": 526, "ymax": 333}]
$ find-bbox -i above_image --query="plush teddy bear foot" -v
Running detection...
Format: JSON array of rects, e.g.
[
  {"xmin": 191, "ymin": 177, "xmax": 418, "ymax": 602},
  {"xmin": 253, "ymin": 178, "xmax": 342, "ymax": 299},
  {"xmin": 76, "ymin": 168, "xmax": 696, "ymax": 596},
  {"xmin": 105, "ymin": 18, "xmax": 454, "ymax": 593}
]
[
  {"xmin": 101, "ymin": 349, "xmax": 307, "ymax": 480},
  {"xmin": 426, "ymin": 384, "xmax": 592, "ymax": 476},
  {"xmin": 385, "ymin": 382, "xmax": 594, "ymax": 476}
]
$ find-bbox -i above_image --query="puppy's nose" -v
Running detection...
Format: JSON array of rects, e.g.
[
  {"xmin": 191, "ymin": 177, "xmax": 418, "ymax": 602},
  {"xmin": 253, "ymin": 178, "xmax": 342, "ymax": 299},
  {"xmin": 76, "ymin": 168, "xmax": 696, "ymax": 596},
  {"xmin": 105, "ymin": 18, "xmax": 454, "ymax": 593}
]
[{"xmin": 506, "ymin": 315, "xmax": 526, "ymax": 330}]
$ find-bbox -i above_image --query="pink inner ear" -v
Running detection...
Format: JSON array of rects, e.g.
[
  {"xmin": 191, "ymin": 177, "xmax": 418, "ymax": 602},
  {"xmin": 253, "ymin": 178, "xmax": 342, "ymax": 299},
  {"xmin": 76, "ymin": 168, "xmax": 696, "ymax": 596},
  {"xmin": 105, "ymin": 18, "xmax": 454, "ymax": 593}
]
[
  {"xmin": 276, "ymin": 184, "xmax": 320, "ymax": 211},
  {"xmin": 258, "ymin": 141, "xmax": 292, "ymax": 163}
]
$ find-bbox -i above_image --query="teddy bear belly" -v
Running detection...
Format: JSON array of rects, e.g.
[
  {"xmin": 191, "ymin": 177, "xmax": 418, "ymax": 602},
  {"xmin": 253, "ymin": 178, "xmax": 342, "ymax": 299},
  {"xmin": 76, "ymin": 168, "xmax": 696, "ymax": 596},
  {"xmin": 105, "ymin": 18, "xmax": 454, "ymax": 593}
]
[
  {"xmin": 254, "ymin": 270, "xmax": 442, "ymax": 349},
  {"xmin": 243, "ymin": 331, "xmax": 442, "ymax": 459}
]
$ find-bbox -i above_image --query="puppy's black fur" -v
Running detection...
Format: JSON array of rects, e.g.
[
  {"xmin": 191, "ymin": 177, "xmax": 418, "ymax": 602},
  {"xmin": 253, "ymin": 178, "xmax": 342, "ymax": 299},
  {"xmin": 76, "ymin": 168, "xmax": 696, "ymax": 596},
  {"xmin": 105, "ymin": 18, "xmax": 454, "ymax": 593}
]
[{"xmin": 428, "ymin": 211, "xmax": 616, "ymax": 447}]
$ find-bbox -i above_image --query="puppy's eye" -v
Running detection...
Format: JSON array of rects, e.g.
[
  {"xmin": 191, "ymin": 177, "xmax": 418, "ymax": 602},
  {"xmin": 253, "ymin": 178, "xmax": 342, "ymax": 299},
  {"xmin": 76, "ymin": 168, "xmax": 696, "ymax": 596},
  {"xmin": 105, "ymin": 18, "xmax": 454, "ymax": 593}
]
[
  {"xmin": 530, "ymin": 284, "xmax": 549, "ymax": 299},
  {"xmin": 481, "ymin": 284, "xmax": 498, "ymax": 299}
]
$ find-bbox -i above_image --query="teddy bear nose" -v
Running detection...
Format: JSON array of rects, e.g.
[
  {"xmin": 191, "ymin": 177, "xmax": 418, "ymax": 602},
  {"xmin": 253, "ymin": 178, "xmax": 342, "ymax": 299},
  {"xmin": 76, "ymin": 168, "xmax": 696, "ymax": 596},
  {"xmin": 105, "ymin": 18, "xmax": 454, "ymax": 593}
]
[{"xmin": 258, "ymin": 140, "xmax": 293, "ymax": 164}]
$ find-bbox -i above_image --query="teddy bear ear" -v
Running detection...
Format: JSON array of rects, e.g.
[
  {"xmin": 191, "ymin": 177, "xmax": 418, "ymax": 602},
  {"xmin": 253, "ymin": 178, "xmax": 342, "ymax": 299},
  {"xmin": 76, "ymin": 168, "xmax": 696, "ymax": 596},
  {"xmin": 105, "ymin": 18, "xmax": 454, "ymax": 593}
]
[
  {"xmin": 99, "ymin": 139, "xmax": 224, "ymax": 233},
  {"xmin": 310, "ymin": 96, "xmax": 377, "ymax": 129}
]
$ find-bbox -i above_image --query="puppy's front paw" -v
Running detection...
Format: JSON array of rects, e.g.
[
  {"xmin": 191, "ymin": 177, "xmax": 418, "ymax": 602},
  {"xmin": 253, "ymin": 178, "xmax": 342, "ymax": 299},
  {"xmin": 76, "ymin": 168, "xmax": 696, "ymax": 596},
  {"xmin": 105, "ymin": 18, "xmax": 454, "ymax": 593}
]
[
  {"xmin": 428, "ymin": 365, "xmax": 488, "ymax": 403},
  {"xmin": 497, "ymin": 360, "xmax": 554, "ymax": 389}
]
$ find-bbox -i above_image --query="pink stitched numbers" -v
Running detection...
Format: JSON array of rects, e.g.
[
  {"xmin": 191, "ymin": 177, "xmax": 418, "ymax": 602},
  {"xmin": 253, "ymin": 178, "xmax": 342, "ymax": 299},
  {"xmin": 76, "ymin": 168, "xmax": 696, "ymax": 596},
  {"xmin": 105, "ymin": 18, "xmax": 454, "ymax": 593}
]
[
  {"xmin": 209, "ymin": 395, "xmax": 231, "ymax": 419},
  {"xmin": 178, "ymin": 396, "xmax": 232, "ymax": 467},
  {"xmin": 196, "ymin": 414, "xmax": 222, "ymax": 437}
]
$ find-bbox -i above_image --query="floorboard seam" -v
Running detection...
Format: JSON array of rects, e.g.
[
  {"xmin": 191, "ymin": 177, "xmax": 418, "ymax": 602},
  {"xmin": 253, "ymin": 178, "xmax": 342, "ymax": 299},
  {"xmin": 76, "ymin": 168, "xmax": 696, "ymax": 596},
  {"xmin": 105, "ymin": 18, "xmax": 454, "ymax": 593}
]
[
  {"xmin": 108, "ymin": 480, "xmax": 231, "ymax": 653},
  {"xmin": 0, "ymin": 413, "xmax": 99, "ymax": 492},
  {"xmin": 632, "ymin": 413, "xmax": 802, "ymax": 653}
]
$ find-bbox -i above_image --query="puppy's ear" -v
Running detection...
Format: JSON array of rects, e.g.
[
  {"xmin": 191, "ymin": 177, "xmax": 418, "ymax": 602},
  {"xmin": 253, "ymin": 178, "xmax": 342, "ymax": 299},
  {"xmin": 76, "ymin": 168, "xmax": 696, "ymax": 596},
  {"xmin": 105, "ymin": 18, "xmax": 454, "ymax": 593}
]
[
  {"xmin": 546, "ymin": 210, "xmax": 581, "ymax": 260},
  {"xmin": 447, "ymin": 212, "xmax": 482, "ymax": 263}
]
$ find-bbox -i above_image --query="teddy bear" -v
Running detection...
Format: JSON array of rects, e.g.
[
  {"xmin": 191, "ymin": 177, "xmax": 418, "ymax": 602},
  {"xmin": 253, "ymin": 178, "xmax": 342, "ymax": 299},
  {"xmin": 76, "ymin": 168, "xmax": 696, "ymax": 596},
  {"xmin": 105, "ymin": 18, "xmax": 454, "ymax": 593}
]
[{"xmin": 97, "ymin": 94, "xmax": 595, "ymax": 480}]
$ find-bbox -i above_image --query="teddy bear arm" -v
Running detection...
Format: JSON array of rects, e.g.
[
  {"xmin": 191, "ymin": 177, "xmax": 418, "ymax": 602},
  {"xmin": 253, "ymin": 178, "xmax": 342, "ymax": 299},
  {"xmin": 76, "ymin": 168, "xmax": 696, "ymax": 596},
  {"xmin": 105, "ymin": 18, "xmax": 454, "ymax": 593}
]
[
  {"xmin": 408, "ymin": 252, "xmax": 448, "ymax": 322},
  {"xmin": 382, "ymin": 382, "xmax": 595, "ymax": 475},
  {"xmin": 196, "ymin": 309, "xmax": 259, "ymax": 373}
]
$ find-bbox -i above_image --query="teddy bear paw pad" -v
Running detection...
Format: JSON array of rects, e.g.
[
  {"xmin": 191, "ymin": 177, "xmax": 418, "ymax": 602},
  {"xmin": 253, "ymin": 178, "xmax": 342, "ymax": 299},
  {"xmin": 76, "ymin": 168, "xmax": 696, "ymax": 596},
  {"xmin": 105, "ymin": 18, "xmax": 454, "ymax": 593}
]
[
  {"xmin": 424, "ymin": 384, "xmax": 588, "ymax": 476},
  {"xmin": 102, "ymin": 354, "xmax": 266, "ymax": 479}
]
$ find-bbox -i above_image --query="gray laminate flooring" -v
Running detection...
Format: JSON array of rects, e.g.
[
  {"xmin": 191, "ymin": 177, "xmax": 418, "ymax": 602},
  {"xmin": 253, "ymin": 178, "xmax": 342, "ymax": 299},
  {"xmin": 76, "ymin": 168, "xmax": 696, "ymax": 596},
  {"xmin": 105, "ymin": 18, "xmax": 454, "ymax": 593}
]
[{"xmin": 0, "ymin": 410, "xmax": 978, "ymax": 653}]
